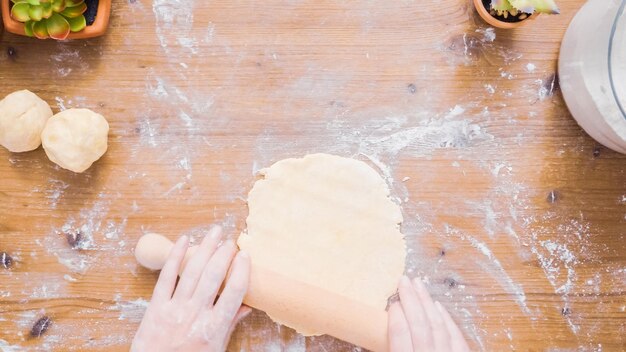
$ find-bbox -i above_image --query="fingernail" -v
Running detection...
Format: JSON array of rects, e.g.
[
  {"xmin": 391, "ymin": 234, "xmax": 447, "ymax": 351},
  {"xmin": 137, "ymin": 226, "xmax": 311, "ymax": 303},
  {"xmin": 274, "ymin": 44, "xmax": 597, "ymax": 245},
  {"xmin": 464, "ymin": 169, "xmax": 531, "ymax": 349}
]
[
  {"xmin": 239, "ymin": 250, "xmax": 249, "ymax": 259},
  {"xmin": 412, "ymin": 277, "xmax": 424, "ymax": 290},
  {"xmin": 210, "ymin": 226, "xmax": 223, "ymax": 239},
  {"xmin": 220, "ymin": 239, "xmax": 236, "ymax": 248},
  {"xmin": 177, "ymin": 235, "xmax": 188, "ymax": 244}
]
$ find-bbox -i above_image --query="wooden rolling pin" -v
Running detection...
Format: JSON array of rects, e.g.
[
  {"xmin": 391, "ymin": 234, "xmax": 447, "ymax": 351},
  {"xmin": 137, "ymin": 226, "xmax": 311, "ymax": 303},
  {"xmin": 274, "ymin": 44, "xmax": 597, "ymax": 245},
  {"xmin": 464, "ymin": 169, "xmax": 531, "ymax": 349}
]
[{"xmin": 134, "ymin": 233, "xmax": 389, "ymax": 352}]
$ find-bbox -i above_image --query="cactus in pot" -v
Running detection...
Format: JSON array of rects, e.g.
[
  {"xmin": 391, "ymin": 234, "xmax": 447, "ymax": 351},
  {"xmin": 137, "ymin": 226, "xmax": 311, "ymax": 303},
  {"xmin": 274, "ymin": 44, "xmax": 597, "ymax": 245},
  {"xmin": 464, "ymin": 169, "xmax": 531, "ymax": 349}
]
[{"xmin": 10, "ymin": 0, "xmax": 87, "ymax": 40}]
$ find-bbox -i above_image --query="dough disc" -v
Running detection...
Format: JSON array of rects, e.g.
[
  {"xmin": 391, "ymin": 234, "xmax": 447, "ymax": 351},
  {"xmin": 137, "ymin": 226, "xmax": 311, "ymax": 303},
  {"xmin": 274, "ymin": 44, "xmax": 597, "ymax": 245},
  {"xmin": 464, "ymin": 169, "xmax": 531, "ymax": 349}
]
[{"xmin": 238, "ymin": 153, "xmax": 406, "ymax": 337}]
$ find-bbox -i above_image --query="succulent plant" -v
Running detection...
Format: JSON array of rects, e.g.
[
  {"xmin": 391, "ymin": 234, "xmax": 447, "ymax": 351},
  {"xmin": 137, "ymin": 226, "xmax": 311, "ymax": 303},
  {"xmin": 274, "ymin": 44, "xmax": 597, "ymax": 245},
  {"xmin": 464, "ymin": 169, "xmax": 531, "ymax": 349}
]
[
  {"xmin": 10, "ymin": 0, "xmax": 88, "ymax": 40},
  {"xmin": 491, "ymin": 0, "xmax": 559, "ymax": 19}
]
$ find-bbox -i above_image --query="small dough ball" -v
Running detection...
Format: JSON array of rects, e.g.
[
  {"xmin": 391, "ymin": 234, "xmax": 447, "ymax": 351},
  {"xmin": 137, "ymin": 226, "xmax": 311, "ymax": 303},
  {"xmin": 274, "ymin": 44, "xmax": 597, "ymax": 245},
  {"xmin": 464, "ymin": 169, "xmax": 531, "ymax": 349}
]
[
  {"xmin": 0, "ymin": 90, "xmax": 53, "ymax": 152},
  {"xmin": 41, "ymin": 108, "xmax": 109, "ymax": 173}
]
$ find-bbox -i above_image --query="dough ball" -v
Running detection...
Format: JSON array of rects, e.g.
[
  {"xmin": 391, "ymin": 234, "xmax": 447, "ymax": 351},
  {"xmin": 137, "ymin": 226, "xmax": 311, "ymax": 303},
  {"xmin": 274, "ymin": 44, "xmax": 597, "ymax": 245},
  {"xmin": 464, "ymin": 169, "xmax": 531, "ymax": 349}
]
[
  {"xmin": 41, "ymin": 108, "xmax": 109, "ymax": 173},
  {"xmin": 0, "ymin": 90, "xmax": 53, "ymax": 152}
]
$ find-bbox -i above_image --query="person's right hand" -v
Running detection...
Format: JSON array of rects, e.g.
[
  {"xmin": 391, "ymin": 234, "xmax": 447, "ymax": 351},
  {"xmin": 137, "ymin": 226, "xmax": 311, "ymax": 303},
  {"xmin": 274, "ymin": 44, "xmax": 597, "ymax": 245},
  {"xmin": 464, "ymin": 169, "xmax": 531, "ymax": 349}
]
[
  {"xmin": 131, "ymin": 226, "xmax": 251, "ymax": 352},
  {"xmin": 388, "ymin": 276, "xmax": 470, "ymax": 352}
]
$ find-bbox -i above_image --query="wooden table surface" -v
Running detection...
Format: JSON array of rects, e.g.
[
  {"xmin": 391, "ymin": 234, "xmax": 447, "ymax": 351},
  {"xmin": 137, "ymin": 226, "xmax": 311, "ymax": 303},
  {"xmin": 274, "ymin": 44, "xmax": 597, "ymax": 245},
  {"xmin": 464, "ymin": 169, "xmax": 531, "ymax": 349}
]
[{"xmin": 1, "ymin": 0, "xmax": 625, "ymax": 350}]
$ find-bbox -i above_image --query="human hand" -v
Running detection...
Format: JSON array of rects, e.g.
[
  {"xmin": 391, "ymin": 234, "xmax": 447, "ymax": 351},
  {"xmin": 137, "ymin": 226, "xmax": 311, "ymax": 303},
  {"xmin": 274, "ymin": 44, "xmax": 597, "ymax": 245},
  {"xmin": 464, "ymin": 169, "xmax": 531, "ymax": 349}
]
[
  {"xmin": 131, "ymin": 226, "xmax": 251, "ymax": 352},
  {"xmin": 388, "ymin": 276, "xmax": 470, "ymax": 352}
]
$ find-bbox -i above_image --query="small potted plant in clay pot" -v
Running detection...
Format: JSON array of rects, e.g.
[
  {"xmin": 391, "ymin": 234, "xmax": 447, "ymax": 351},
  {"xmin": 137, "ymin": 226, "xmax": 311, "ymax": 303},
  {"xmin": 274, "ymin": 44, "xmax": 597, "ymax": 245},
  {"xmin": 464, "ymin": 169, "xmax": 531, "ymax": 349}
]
[
  {"xmin": 473, "ymin": 0, "xmax": 560, "ymax": 29},
  {"xmin": 1, "ymin": 0, "xmax": 111, "ymax": 40}
]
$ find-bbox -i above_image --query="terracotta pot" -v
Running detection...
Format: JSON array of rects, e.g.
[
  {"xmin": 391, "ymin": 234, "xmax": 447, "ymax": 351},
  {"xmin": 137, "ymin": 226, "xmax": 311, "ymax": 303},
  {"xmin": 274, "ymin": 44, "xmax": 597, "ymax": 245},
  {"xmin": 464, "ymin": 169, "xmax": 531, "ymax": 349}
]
[
  {"xmin": 1, "ymin": 0, "xmax": 111, "ymax": 39},
  {"xmin": 472, "ymin": 0, "xmax": 538, "ymax": 29}
]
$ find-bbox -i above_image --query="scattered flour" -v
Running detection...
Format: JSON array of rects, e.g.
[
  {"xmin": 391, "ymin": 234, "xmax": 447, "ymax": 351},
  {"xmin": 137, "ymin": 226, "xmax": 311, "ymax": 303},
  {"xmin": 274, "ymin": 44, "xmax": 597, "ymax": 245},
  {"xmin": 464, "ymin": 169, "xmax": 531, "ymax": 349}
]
[
  {"xmin": 22, "ymin": 305, "xmax": 135, "ymax": 350},
  {"xmin": 40, "ymin": 195, "xmax": 129, "ymax": 274},
  {"xmin": 476, "ymin": 27, "xmax": 496, "ymax": 42},
  {"xmin": 466, "ymin": 200, "xmax": 498, "ymax": 238},
  {"xmin": 0, "ymin": 340, "xmax": 22, "ymax": 352},
  {"xmin": 446, "ymin": 225, "xmax": 532, "ymax": 316},
  {"xmin": 351, "ymin": 113, "xmax": 493, "ymax": 158},
  {"xmin": 162, "ymin": 181, "xmax": 186, "ymax": 197},
  {"xmin": 45, "ymin": 179, "xmax": 70, "ymax": 209},
  {"xmin": 54, "ymin": 97, "xmax": 67, "ymax": 111},
  {"xmin": 137, "ymin": 114, "xmax": 160, "ymax": 148},
  {"xmin": 442, "ymin": 27, "xmax": 521, "ymax": 65},
  {"xmin": 49, "ymin": 45, "xmax": 89, "ymax": 77},
  {"xmin": 109, "ymin": 297, "xmax": 149, "ymax": 322},
  {"xmin": 525, "ymin": 213, "xmax": 601, "ymax": 335},
  {"xmin": 63, "ymin": 274, "xmax": 78, "ymax": 282},
  {"xmin": 146, "ymin": 76, "xmax": 168, "ymax": 99},
  {"xmin": 27, "ymin": 282, "xmax": 63, "ymax": 299},
  {"xmin": 152, "ymin": 0, "xmax": 215, "ymax": 57},
  {"xmin": 152, "ymin": 0, "xmax": 197, "ymax": 55},
  {"xmin": 491, "ymin": 162, "xmax": 512, "ymax": 177},
  {"xmin": 499, "ymin": 69, "xmax": 514, "ymax": 80},
  {"xmin": 535, "ymin": 77, "xmax": 557, "ymax": 101}
]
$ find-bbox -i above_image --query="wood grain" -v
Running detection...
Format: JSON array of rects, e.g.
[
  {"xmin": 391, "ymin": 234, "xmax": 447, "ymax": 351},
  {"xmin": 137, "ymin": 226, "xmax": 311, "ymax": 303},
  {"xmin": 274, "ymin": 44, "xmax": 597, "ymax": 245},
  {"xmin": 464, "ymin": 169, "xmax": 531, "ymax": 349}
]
[{"xmin": 1, "ymin": 0, "xmax": 625, "ymax": 351}]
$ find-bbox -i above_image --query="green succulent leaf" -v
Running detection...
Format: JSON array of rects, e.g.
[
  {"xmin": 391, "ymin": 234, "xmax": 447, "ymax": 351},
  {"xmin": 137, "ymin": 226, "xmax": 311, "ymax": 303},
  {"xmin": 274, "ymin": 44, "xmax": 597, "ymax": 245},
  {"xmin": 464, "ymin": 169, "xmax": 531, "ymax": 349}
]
[
  {"xmin": 28, "ymin": 5, "xmax": 44, "ymax": 21},
  {"xmin": 46, "ymin": 13, "xmax": 70, "ymax": 40},
  {"xmin": 41, "ymin": 3, "xmax": 53, "ymax": 18},
  {"xmin": 65, "ymin": 0, "xmax": 84, "ymax": 6},
  {"xmin": 508, "ymin": 0, "xmax": 534, "ymax": 13},
  {"xmin": 51, "ymin": 0, "xmax": 65, "ymax": 12},
  {"xmin": 530, "ymin": 0, "xmax": 560, "ymax": 14},
  {"xmin": 510, "ymin": 0, "xmax": 560, "ymax": 14},
  {"xmin": 24, "ymin": 20, "xmax": 35, "ymax": 37},
  {"xmin": 59, "ymin": 2, "xmax": 86, "ymax": 18},
  {"xmin": 32, "ymin": 19, "xmax": 49, "ymax": 39},
  {"xmin": 10, "ymin": 2, "xmax": 31, "ymax": 22},
  {"xmin": 491, "ymin": 0, "xmax": 513, "ymax": 11},
  {"xmin": 66, "ymin": 14, "xmax": 86, "ymax": 32}
]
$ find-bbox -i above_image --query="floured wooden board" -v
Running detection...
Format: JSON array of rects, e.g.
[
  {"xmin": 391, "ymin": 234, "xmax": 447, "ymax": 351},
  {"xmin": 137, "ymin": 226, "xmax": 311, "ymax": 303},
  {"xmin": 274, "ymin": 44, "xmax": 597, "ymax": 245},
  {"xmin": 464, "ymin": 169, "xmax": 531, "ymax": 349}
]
[{"xmin": 0, "ymin": 0, "xmax": 625, "ymax": 351}]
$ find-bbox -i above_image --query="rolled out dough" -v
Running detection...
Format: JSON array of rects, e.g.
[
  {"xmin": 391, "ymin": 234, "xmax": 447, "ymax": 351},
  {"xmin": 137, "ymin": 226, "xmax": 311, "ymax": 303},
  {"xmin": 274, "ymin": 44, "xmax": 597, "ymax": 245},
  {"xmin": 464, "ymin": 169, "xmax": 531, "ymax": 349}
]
[{"xmin": 238, "ymin": 153, "xmax": 406, "ymax": 350}]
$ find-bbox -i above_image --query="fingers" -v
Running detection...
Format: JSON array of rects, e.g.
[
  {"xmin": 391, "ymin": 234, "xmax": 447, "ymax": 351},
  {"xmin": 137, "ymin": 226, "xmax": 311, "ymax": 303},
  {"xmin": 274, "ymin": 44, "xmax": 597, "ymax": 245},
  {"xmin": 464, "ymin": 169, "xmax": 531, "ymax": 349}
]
[
  {"xmin": 152, "ymin": 235, "xmax": 189, "ymax": 303},
  {"xmin": 213, "ymin": 250, "xmax": 251, "ymax": 333},
  {"xmin": 436, "ymin": 301, "xmax": 471, "ymax": 352},
  {"xmin": 397, "ymin": 275, "xmax": 470, "ymax": 352},
  {"xmin": 387, "ymin": 302, "xmax": 413, "ymax": 352},
  {"xmin": 191, "ymin": 241, "xmax": 238, "ymax": 307},
  {"xmin": 398, "ymin": 275, "xmax": 434, "ymax": 350},
  {"xmin": 412, "ymin": 278, "xmax": 451, "ymax": 351},
  {"xmin": 173, "ymin": 226, "xmax": 223, "ymax": 301}
]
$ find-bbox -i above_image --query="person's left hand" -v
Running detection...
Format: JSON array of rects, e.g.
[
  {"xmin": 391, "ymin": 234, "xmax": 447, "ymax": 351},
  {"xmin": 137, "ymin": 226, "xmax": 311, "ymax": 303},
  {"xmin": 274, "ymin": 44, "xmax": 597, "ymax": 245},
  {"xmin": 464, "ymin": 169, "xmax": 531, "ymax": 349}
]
[
  {"xmin": 131, "ymin": 226, "xmax": 251, "ymax": 352},
  {"xmin": 387, "ymin": 276, "xmax": 470, "ymax": 352}
]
